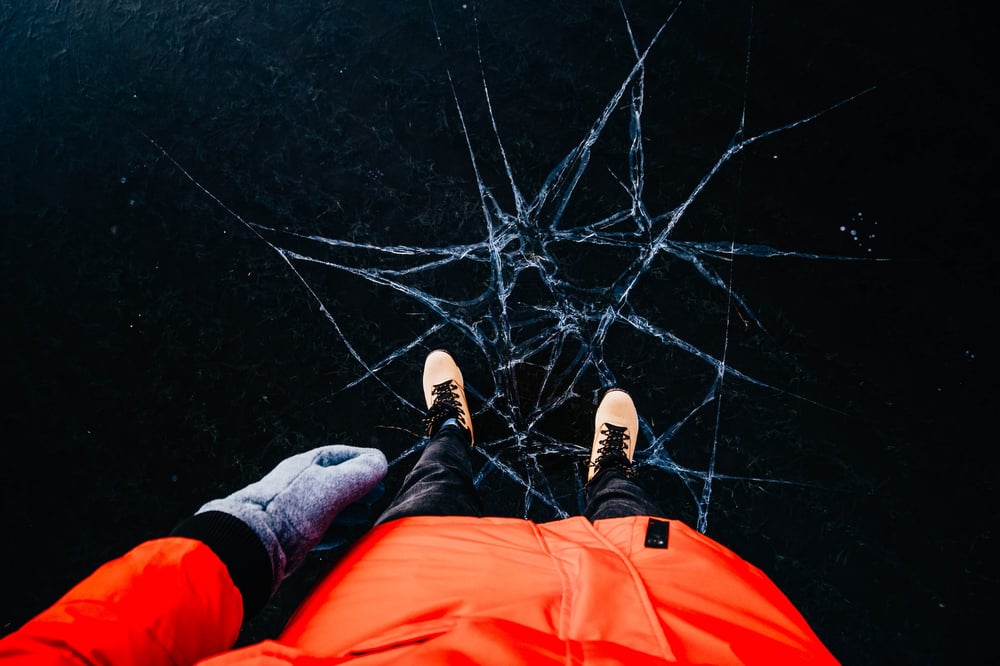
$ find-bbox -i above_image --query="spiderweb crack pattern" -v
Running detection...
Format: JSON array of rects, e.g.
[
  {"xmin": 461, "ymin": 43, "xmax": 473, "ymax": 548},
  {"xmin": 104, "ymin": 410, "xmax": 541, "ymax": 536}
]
[{"xmin": 152, "ymin": 0, "xmax": 878, "ymax": 530}]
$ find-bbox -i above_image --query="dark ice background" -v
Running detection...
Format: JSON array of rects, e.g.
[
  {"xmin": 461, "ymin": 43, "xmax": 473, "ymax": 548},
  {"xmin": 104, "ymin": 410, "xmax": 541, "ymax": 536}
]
[{"xmin": 1, "ymin": 1, "xmax": 995, "ymax": 663}]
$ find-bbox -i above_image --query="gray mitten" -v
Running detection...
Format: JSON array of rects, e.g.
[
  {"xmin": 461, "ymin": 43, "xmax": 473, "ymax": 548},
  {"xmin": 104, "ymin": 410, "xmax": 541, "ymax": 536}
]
[{"xmin": 197, "ymin": 445, "xmax": 387, "ymax": 591}]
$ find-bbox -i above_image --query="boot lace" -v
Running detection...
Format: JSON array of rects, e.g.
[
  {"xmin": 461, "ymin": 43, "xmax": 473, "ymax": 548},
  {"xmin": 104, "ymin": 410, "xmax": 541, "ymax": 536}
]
[
  {"xmin": 422, "ymin": 380, "xmax": 470, "ymax": 440},
  {"xmin": 591, "ymin": 424, "xmax": 634, "ymax": 478}
]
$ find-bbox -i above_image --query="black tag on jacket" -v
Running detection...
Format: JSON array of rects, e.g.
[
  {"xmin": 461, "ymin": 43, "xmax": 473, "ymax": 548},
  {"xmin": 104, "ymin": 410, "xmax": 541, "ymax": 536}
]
[{"xmin": 644, "ymin": 519, "xmax": 670, "ymax": 549}]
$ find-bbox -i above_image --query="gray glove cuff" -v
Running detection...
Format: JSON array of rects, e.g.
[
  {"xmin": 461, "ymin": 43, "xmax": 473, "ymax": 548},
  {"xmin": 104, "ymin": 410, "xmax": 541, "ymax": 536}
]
[
  {"xmin": 195, "ymin": 500, "xmax": 289, "ymax": 591},
  {"xmin": 170, "ymin": 510, "xmax": 274, "ymax": 617}
]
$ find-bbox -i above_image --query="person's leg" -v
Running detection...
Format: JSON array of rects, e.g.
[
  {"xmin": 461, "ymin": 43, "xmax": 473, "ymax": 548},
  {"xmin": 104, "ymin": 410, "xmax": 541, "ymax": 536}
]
[
  {"xmin": 583, "ymin": 466, "xmax": 666, "ymax": 521},
  {"xmin": 582, "ymin": 389, "xmax": 667, "ymax": 521},
  {"xmin": 374, "ymin": 350, "xmax": 482, "ymax": 526},
  {"xmin": 374, "ymin": 424, "xmax": 482, "ymax": 525}
]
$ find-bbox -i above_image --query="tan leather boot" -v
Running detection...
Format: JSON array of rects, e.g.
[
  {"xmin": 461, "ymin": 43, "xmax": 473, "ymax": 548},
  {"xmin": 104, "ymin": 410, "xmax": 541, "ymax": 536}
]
[
  {"xmin": 421, "ymin": 349, "xmax": 474, "ymax": 445},
  {"xmin": 587, "ymin": 389, "xmax": 638, "ymax": 482}
]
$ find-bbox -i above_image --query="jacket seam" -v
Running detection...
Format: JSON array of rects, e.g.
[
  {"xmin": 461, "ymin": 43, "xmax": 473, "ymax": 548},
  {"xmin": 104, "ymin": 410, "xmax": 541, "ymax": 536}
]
[
  {"xmin": 528, "ymin": 520, "xmax": 574, "ymax": 654},
  {"xmin": 583, "ymin": 517, "xmax": 674, "ymax": 660}
]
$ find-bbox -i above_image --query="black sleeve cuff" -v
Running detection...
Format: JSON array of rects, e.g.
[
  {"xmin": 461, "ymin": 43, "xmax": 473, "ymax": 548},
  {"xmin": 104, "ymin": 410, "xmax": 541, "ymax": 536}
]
[{"xmin": 170, "ymin": 510, "xmax": 274, "ymax": 618}]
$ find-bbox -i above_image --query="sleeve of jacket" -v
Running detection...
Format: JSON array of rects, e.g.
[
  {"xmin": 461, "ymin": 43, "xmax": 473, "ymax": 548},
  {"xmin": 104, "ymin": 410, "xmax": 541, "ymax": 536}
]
[{"xmin": 0, "ymin": 536, "xmax": 245, "ymax": 666}]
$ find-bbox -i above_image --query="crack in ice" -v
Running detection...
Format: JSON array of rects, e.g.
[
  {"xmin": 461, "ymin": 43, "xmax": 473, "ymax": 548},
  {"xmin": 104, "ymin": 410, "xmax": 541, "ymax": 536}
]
[{"xmin": 149, "ymin": 0, "xmax": 879, "ymax": 531}]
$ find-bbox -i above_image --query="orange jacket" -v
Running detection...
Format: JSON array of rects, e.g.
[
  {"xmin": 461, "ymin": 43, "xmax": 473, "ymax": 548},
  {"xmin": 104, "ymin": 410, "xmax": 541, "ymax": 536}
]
[{"xmin": 0, "ymin": 515, "xmax": 839, "ymax": 664}]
